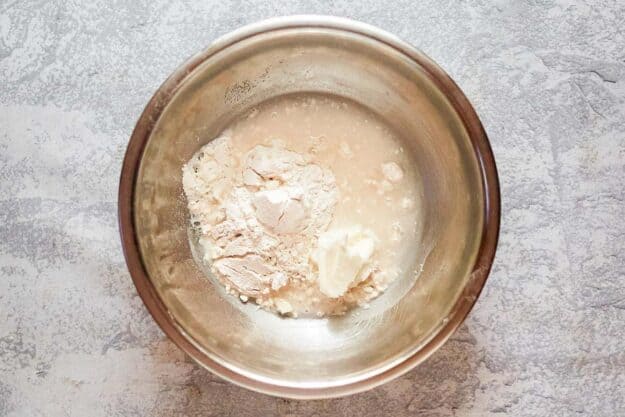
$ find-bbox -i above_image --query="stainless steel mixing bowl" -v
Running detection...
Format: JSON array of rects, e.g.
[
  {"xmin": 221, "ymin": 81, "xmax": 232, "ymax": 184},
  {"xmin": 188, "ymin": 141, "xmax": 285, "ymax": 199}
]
[{"xmin": 119, "ymin": 16, "xmax": 500, "ymax": 398}]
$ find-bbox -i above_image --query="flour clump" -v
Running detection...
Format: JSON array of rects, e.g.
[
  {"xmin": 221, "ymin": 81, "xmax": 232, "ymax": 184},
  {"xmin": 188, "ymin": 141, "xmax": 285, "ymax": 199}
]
[{"xmin": 183, "ymin": 135, "xmax": 344, "ymax": 314}]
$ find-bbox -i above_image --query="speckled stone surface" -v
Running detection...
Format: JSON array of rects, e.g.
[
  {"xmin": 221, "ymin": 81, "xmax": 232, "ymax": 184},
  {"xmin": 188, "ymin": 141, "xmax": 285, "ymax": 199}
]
[{"xmin": 1, "ymin": 1, "xmax": 624, "ymax": 416}]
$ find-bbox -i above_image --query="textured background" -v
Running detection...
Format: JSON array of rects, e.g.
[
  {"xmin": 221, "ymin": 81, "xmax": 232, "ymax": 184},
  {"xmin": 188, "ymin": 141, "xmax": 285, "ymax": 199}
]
[{"xmin": 1, "ymin": 1, "xmax": 624, "ymax": 416}]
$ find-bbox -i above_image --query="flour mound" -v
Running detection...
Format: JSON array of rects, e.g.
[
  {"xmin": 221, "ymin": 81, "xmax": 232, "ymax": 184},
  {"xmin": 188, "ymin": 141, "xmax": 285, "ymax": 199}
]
[{"xmin": 182, "ymin": 135, "xmax": 338, "ymax": 299}]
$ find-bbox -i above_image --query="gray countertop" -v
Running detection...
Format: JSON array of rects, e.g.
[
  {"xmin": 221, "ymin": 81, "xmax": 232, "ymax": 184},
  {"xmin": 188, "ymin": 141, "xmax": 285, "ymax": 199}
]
[{"xmin": 1, "ymin": 1, "xmax": 624, "ymax": 416}]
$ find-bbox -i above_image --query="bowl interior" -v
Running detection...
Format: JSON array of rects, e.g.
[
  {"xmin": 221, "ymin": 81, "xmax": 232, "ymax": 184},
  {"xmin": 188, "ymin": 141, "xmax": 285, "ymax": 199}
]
[{"xmin": 132, "ymin": 26, "xmax": 484, "ymax": 387}]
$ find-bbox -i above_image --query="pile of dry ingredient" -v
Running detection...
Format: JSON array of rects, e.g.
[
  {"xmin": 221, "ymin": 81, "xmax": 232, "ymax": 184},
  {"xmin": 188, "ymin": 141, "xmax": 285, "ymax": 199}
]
[{"xmin": 182, "ymin": 95, "xmax": 419, "ymax": 317}]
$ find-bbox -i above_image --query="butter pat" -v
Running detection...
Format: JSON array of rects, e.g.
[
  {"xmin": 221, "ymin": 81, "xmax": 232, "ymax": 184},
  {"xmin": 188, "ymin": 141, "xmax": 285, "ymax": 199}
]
[{"xmin": 313, "ymin": 227, "xmax": 377, "ymax": 298}]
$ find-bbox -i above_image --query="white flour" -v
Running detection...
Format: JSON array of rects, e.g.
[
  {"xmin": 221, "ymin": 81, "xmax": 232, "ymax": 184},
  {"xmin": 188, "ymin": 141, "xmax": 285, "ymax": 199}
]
[{"xmin": 183, "ymin": 135, "xmax": 340, "ymax": 314}]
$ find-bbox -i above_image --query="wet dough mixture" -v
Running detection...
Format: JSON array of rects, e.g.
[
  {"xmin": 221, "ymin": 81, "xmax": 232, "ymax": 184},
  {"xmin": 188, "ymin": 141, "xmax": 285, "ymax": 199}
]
[{"xmin": 182, "ymin": 94, "xmax": 420, "ymax": 317}]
